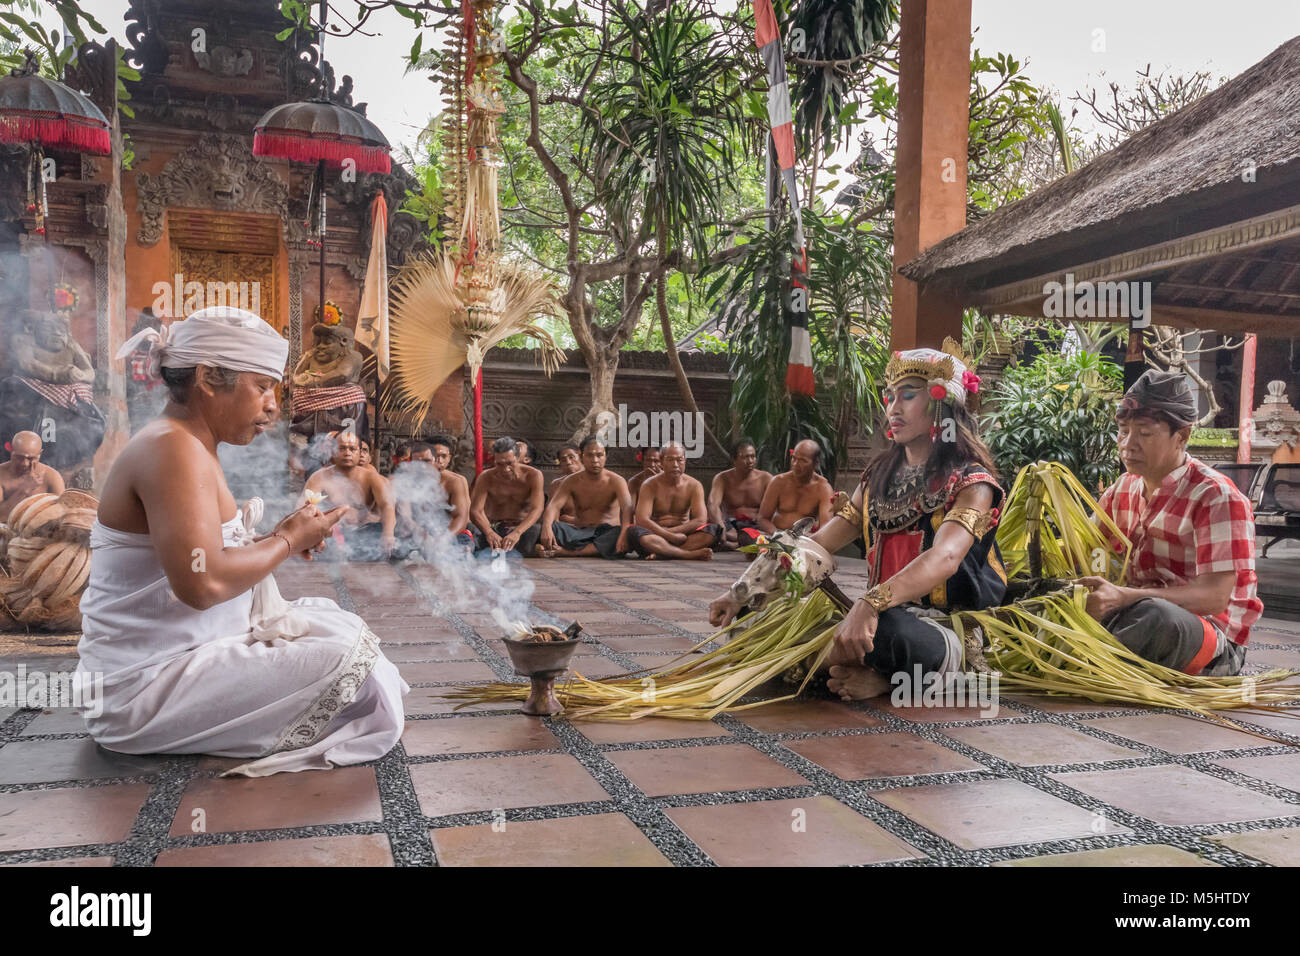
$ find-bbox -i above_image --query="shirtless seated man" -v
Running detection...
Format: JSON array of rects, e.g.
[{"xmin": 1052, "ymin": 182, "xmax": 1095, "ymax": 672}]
[
  {"xmin": 469, "ymin": 436, "xmax": 545, "ymax": 556},
  {"xmin": 538, "ymin": 436, "xmax": 631, "ymax": 558},
  {"xmin": 0, "ymin": 430, "xmax": 65, "ymax": 523},
  {"xmin": 393, "ymin": 438, "xmax": 473, "ymax": 557},
  {"xmin": 627, "ymin": 442, "xmax": 718, "ymax": 560},
  {"xmin": 548, "ymin": 442, "xmax": 581, "ymax": 498},
  {"xmin": 626, "ymin": 446, "xmax": 662, "ymax": 502},
  {"xmin": 302, "ymin": 430, "xmax": 396, "ymax": 560},
  {"xmin": 757, "ymin": 438, "xmax": 833, "ymax": 534},
  {"xmin": 708, "ymin": 437, "xmax": 772, "ymax": 551}
]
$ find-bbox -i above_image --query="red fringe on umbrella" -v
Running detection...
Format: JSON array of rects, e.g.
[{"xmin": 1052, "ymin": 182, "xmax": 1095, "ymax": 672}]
[
  {"xmin": 253, "ymin": 131, "xmax": 391, "ymax": 174},
  {"xmin": 0, "ymin": 113, "xmax": 110, "ymax": 155}
]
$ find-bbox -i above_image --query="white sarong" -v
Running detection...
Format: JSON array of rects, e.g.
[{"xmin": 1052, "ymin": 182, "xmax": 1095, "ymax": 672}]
[{"xmin": 73, "ymin": 504, "xmax": 408, "ymax": 777}]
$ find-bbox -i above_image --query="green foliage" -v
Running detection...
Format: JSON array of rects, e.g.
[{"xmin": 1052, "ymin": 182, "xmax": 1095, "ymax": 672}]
[
  {"xmin": 1190, "ymin": 428, "xmax": 1238, "ymax": 448},
  {"xmin": 982, "ymin": 347, "xmax": 1123, "ymax": 492},
  {"xmin": 781, "ymin": 0, "xmax": 898, "ymax": 160},
  {"xmin": 702, "ymin": 207, "xmax": 890, "ymax": 480},
  {"xmin": 577, "ymin": 0, "xmax": 742, "ymax": 260}
]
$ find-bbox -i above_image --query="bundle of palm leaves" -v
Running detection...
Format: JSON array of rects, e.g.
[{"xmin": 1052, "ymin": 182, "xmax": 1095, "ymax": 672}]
[{"xmin": 443, "ymin": 591, "xmax": 841, "ymax": 721}]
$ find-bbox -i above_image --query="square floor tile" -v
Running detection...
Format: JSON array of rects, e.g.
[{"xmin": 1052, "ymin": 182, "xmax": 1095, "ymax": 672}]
[
  {"xmin": 403, "ymin": 688, "xmax": 519, "ymax": 716},
  {"xmin": 871, "ymin": 699, "xmax": 1020, "ymax": 723},
  {"xmin": 786, "ymin": 732, "xmax": 983, "ymax": 779},
  {"xmin": 1050, "ymin": 764, "xmax": 1300, "ymax": 826},
  {"xmin": 666, "ymin": 796, "xmax": 922, "ymax": 866},
  {"xmin": 397, "ymin": 660, "xmax": 497, "ymax": 684},
  {"xmin": 402, "ymin": 715, "xmax": 559, "ymax": 756},
  {"xmin": 1006, "ymin": 696, "xmax": 1143, "ymax": 715},
  {"xmin": 1229, "ymin": 711, "xmax": 1300, "ymax": 740},
  {"xmin": 1213, "ymin": 753, "xmax": 1300, "ymax": 792},
  {"xmin": 0, "ymin": 785, "xmax": 150, "ymax": 852},
  {"xmin": 874, "ymin": 778, "xmax": 1130, "ymax": 850},
  {"xmin": 156, "ymin": 833, "xmax": 394, "ymax": 866},
  {"xmin": 575, "ymin": 718, "xmax": 731, "ymax": 744},
  {"xmin": 993, "ymin": 845, "xmax": 1218, "ymax": 866},
  {"xmin": 409, "ymin": 753, "xmax": 609, "ymax": 817},
  {"xmin": 1206, "ymin": 827, "xmax": 1300, "ymax": 865},
  {"xmin": 602, "ymin": 636, "xmax": 704, "ymax": 653},
  {"xmin": 170, "ymin": 766, "xmax": 383, "ymax": 836},
  {"xmin": 606, "ymin": 743, "xmax": 806, "ymax": 797},
  {"xmin": 380, "ymin": 641, "xmax": 480, "ymax": 662},
  {"xmin": 942, "ymin": 723, "xmax": 1139, "ymax": 766},
  {"xmin": 1082, "ymin": 714, "xmax": 1272, "ymax": 754},
  {"xmin": 0, "ymin": 738, "xmax": 167, "ymax": 784},
  {"xmin": 432, "ymin": 812, "xmax": 670, "ymax": 866},
  {"xmin": 19, "ymin": 709, "xmax": 91, "ymax": 736},
  {"xmin": 733, "ymin": 700, "xmax": 882, "ymax": 734}
]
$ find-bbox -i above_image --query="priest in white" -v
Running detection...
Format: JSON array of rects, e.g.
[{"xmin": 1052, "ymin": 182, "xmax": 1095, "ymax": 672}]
[{"xmin": 75, "ymin": 306, "xmax": 408, "ymax": 777}]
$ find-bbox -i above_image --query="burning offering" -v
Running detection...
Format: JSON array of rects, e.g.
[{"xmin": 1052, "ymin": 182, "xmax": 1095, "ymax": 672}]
[
  {"xmin": 500, "ymin": 621, "xmax": 584, "ymax": 715},
  {"xmin": 303, "ymin": 490, "xmax": 327, "ymax": 506}
]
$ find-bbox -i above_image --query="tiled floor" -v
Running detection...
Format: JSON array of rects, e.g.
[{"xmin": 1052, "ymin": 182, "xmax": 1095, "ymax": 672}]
[{"xmin": 2, "ymin": 553, "xmax": 1299, "ymax": 866}]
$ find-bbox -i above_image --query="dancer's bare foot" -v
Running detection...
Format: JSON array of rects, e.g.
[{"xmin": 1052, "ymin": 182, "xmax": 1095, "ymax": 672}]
[
  {"xmin": 534, "ymin": 544, "xmax": 558, "ymax": 558},
  {"xmin": 826, "ymin": 665, "xmax": 891, "ymax": 701}
]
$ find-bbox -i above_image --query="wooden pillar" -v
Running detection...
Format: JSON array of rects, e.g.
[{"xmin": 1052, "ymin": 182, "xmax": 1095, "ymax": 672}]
[
  {"xmin": 1238, "ymin": 333, "xmax": 1257, "ymax": 463},
  {"xmin": 891, "ymin": 0, "xmax": 971, "ymax": 350}
]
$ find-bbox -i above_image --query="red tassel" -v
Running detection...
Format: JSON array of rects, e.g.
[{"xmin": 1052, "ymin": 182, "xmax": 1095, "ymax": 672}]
[
  {"xmin": 253, "ymin": 131, "xmax": 391, "ymax": 174},
  {"xmin": 785, "ymin": 363, "xmax": 815, "ymax": 397},
  {"xmin": 0, "ymin": 114, "xmax": 110, "ymax": 155},
  {"xmin": 930, "ymin": 424, "xmax": 938, "ymax": 440},
  {"xmin": 885, "ymin": 428, "xmax": 894, "ymax": 440}
]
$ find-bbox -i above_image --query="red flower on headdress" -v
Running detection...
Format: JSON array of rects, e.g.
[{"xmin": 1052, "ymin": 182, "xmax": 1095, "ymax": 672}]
[
  {"xmin": 961, "ymin": 370, "xmax": 981, "ymax": 395},
  {"xmin": 929, "ymin": 384, "xmax": 947, "ymax": 400},
  {"xmin": 636, "ymin": 451, "xmax": 643, "ymax": 463},
  {"xmin": 3, "ymin": 442, "xmax": 10, "ymax": 452}
]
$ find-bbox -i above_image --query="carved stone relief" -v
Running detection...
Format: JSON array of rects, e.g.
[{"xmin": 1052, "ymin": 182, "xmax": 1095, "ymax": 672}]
[{"xmin": 135, "ymin": 134, "xmax": 303, "ymax": 245}]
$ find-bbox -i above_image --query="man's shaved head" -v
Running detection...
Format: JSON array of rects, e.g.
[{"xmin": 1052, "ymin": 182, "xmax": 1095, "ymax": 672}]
[
  {"xmin": 11, "ymin": 432, "xmax": 41, "ymax": 454},
  {"xmin": 7, "ymin": 432, "xmax": 44, "ymax": 474}
]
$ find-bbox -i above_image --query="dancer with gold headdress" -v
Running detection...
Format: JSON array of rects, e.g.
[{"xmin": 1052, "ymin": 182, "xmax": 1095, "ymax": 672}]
[{"xmin": 709, "ymin": 338, "xmax": 1006, "ymax": 699}]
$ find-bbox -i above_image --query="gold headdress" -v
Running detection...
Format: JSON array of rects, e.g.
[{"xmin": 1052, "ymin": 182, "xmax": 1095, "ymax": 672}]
[{"xmin": 884, "ymin": 336, "xmax": 980, "ymax": 406}]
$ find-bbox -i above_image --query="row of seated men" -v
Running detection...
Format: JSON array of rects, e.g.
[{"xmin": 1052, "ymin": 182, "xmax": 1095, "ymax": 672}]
[{"xmin": 299, "ymin": 431, "xmax": 836, "ymax": 562}]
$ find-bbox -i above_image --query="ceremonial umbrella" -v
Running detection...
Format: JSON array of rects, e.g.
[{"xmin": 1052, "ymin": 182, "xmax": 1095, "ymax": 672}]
[
  {"xmin": 0, "ymin": 50, "xmax": 111, "ymax": 303},
  {"xmin": 0, "ymin": 51, "xmax": 111, "ymax": 156},
  {"xmin": 250, "ymin": 1, "xmax": 392, "ymax": 436}
]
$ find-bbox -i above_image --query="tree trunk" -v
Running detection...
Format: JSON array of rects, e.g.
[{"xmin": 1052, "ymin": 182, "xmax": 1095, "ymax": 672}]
[
  {"xmin": 657, "ymin": 266, "xmax": 728, "ymax": 457},
  {"xmin": 575, "ymin": 348, "xmax": 620, "ymax": 440}
]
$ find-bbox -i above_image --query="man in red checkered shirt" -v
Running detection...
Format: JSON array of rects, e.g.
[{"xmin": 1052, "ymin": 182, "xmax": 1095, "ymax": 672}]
[{"xmin": 1077, "ymin": 370, "xmax": 1261, "ymax": 676}]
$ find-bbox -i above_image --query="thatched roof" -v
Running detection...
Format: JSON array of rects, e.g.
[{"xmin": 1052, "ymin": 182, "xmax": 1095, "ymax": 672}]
[{"xmin": 900, "ymin": 36, "xmax": 1300, "ymax": 287}]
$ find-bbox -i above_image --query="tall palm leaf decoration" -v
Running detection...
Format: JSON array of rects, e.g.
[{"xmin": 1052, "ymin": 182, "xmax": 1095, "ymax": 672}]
[
  {"xmin": 387, "ymin": 253, "xmax": 562, "ymax": 424},
  {"xmin": 387, "ymin": 0, "xmax": 563, "ymax": 429}
]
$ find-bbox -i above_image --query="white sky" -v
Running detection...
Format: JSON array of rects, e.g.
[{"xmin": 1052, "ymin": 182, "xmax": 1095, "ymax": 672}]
[{"xmin": 46, "ymin": 1, "xmax": 1300, "ymax": 165}]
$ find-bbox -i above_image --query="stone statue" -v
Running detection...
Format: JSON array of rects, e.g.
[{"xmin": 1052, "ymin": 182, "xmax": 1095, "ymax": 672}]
[
  {"xmin": 288, "ymin": 314, "xmax": 369, "ymax": 477},
  {"xmin": 0, "ymin": 311, "xmax": 106, "ymax": 472},
  {"xmin": 291, "ymin": 321, "xmax": 364, "ymax": 388},
  {"xmin": 10, "ymin": 311, "xmax": 95, "ymax": 385}
]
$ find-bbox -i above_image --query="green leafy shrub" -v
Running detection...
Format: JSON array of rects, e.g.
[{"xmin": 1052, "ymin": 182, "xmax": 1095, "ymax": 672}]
[{"xmin": 982, "ymin": 348, "xmax": 1122, "ymax": 492}]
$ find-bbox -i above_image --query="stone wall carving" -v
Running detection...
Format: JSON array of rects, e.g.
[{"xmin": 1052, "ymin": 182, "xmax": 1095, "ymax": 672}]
[{"xmin": 135, "ymin": 133, "xmax": 302, "ymax": 245}]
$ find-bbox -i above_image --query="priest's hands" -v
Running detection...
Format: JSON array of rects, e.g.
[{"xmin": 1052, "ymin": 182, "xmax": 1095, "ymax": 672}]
[{"xmin": 276, "ymin": 503, "xmax": 350, "ymax": 560}]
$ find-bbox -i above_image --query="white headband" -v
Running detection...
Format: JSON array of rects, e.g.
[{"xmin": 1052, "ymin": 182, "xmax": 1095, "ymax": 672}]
[{"xmin": 117, "ymin": 306, "xmax": 288, "ymax": 381}]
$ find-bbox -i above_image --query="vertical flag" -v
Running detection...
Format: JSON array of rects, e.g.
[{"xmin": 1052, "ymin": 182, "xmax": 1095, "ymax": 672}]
[
  {"xmin": 754, "ymin": 0, "xmax": 813, "ymax": 396},
  {"xmin": 356, "ymin": 191, "xmax": 390, "ymax": 381}
]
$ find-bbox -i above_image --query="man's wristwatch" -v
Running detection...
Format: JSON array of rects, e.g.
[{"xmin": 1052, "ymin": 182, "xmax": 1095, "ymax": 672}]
[{"xmin": 858, "ymin": 582, "xmax": 892, "ymax": 614}]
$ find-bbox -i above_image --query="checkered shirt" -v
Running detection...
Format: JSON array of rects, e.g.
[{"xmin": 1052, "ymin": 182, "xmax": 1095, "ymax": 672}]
[{"xmin": 1097, "ymin": 455, "xmax": 1262, "ymax": 646}]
